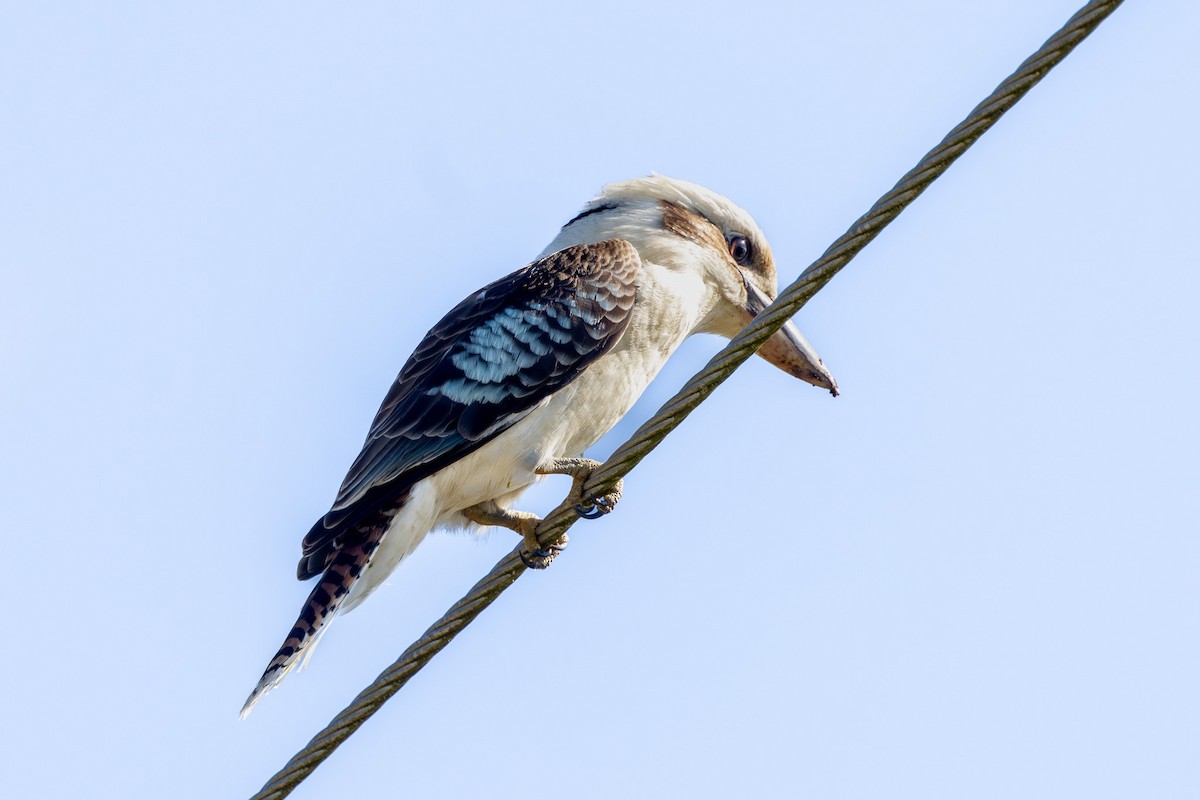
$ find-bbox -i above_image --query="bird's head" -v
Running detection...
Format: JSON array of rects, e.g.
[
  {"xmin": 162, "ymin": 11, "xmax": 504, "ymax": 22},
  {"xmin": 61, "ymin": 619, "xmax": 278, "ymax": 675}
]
[{"xmin": 547, "ymin": 174, "xmax": 838, "ymax": 396}]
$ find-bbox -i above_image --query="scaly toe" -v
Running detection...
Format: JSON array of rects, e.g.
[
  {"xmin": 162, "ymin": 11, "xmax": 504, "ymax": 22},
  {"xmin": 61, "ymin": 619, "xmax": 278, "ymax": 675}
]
[
  {"xmin": 520, "ymin": 533, "xmax": 568, "ymax": 570},
  {"xmin": 576, "ymin": 479, "xmax": 622, "ymax": 519}
]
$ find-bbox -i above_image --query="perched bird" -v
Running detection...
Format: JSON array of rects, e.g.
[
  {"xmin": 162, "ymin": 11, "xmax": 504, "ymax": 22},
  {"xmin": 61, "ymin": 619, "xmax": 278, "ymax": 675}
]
[{"xmin": 241, "ymin": 175, "xmax": 837, "ymax": 716}]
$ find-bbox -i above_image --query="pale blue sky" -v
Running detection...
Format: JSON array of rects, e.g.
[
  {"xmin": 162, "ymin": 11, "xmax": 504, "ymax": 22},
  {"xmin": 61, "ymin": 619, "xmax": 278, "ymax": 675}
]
[{"xmin": 2, "ymin": 2, "xmax": 1197, "ymax": 798}]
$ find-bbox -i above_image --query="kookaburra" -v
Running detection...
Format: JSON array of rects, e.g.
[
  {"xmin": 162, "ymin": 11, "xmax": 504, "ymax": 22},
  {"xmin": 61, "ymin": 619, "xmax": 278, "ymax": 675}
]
[{"xmin": 242, "ymin": 175, "xmax": 837, "ymax": 716}]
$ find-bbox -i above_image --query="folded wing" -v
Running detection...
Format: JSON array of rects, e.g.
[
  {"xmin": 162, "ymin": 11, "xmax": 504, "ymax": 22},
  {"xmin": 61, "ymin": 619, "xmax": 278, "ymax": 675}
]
[{"xmin": 297, "ymin": 239, "xmax": 640, "ymax": 579}]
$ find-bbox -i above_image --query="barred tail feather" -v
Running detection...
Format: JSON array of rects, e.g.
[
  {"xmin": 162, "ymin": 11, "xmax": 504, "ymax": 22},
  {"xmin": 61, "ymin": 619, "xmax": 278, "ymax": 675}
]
[{"xmin": 240, "ymin": 533, "xmax": 383, "ymax": 718}]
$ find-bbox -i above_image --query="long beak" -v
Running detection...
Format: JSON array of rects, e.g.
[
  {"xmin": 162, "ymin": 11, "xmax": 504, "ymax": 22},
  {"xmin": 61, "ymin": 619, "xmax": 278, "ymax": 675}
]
[{"xmin": 743, "ymin": 278, "xmax": 839, "ymax": 397}]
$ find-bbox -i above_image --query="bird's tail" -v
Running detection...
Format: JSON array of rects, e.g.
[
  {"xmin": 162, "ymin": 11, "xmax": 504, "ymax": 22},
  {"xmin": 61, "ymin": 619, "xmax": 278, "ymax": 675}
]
[{"xmin": 240, "ymin": 533, "xmax": 383, "ymax": 718}]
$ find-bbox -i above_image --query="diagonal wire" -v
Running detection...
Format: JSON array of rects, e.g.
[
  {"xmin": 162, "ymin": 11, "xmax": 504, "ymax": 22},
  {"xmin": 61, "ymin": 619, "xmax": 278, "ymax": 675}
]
[{"xmin": 249, "ymin": 2, "xmax": 1125, "ymax": 797}]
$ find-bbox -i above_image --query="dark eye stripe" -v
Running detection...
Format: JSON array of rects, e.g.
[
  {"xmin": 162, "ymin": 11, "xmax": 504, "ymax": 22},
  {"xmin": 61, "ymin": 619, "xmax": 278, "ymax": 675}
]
[{"xmin": 659, "ymin": 200, "xmax": 755, "ymax": 282}]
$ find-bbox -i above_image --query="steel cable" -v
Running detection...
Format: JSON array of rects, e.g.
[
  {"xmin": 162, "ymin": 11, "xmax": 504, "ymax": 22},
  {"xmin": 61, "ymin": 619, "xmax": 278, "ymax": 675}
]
[{"xmin": 249, "ymin": 2, "xmax": 1124, "ymax": 796}]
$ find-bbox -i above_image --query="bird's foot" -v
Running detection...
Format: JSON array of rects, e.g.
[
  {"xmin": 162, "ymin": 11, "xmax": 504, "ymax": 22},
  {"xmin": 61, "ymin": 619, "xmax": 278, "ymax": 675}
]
[
  {"xmin": 536, "ymin": 457, "xmax": 623, "ymax": 520},
  {"xmin": 520, "ymin": 531, "xmax": 568, "ymax": 570},
  {"xmin": 461, "ymin": 502, "xmax": 567, "ymax": 569},
  {"xmin": 460, "ymin": 458, "xmax": 620, "ymax": 569}
]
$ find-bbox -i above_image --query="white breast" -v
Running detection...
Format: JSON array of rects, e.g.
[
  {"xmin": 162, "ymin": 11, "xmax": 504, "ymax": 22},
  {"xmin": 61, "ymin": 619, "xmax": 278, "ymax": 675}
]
[{"xmin": 435, "ymin": 257, "xmax": 711, "ymax": 509}]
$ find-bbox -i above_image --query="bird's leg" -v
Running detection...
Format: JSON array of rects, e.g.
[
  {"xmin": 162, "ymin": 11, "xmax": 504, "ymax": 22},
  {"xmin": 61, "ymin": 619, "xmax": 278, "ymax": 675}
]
[
  {"xmin": 461, "ymin": 458, "xmax": 622, "ymax": 570},
  {"xmin": 461, "ymin": 500, "xmax": 566, "ymax": 570},
  {"xmin": 536, "ymin": 457, "xmax": 623, "ymax": 520}
]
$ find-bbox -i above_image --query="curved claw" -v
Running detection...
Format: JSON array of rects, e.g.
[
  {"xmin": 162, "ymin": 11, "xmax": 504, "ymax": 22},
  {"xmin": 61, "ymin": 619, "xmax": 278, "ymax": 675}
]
[
  {"xmin": 575, "ymin": 489, "xmax": 620, "ymax": 519},
  {"xmin": 520, "ymin": 548, "xmax": 555, "ymax": 569},
  {"xmin": 574, "ymin": 502, "xmax": 606, "ymax": 520},
  {"xmin": 521, "ymin": 535, "xmax": 567, "ymax": 570}
]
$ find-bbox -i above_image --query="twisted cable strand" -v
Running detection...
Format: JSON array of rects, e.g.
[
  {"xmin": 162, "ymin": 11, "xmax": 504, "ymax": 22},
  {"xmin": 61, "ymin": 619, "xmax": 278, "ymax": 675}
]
[{"xmin": 249, "ymin": 3, "xmax": 1123, "ymax": 796}]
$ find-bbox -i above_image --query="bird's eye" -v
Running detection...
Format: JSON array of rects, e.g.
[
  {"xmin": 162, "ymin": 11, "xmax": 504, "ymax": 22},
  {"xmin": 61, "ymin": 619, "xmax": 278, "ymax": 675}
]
[{"xmin": 728, "ymin": 235, "xmax": 752, "ymax": 266}]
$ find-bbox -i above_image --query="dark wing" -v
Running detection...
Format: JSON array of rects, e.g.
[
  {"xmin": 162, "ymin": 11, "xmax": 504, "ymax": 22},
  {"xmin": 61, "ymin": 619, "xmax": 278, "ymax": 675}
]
[{"xmin": 297, "ymin": 240, "xmax": 640, "ymax": 578}]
